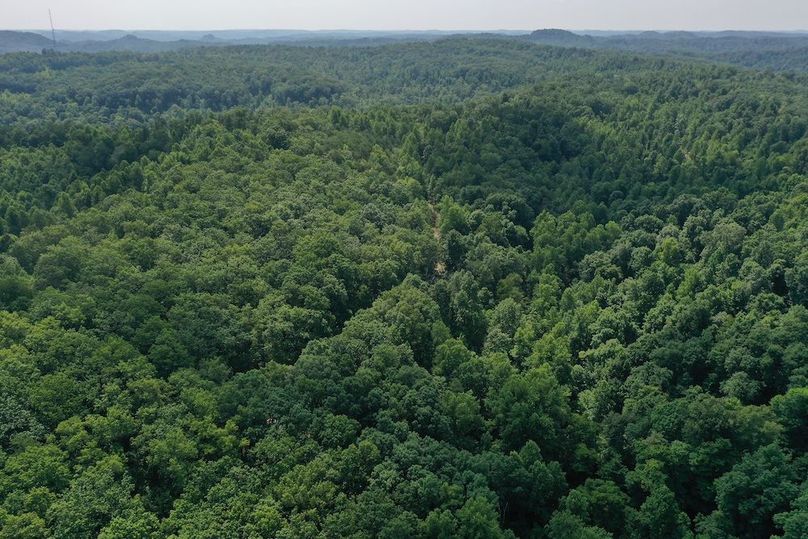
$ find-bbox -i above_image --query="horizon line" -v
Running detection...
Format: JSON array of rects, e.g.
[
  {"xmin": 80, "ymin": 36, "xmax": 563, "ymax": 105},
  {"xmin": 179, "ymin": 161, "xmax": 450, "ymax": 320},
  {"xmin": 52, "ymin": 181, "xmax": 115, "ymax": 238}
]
[{"xmin": 6, "ymin": 27, "xmax": 808, "ymax": 33}]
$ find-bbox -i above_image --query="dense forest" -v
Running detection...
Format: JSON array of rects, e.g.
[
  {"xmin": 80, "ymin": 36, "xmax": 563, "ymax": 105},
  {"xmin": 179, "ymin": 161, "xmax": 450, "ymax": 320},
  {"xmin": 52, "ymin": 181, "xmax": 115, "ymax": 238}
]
[{"xmin": 0, "ymin": 35, "xmax": 806, "ymax": 538}]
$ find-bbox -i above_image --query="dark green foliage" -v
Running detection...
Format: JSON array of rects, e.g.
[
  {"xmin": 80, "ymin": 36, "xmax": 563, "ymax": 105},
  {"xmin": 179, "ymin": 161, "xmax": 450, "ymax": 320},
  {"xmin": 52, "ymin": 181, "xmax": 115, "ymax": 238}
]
[{"xmin": 0, "ymin": 35, "xmax": 805, "ymax": 538}]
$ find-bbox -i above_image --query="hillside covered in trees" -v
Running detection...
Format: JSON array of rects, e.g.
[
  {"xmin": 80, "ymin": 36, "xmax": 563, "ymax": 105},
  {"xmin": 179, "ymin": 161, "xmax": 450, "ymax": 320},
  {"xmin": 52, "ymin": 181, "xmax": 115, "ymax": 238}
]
[
  {"xmin": 525, "ymin": 29, "xmax": 808, "ymax": 73},
  {"xmin": 2, "ymin": 28, "xmax": 808, "ymax": 72},
  {"xmin": 0, "ymin": 36, "xmax": 806, "ymax": 538}
]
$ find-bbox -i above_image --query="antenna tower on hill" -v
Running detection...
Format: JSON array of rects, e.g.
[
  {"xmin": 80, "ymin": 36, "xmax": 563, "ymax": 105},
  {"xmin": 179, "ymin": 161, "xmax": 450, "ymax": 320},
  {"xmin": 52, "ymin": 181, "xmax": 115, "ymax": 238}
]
[{"xmin": 49, "ymin": 9, "xmax": 57, "ymax": 48}]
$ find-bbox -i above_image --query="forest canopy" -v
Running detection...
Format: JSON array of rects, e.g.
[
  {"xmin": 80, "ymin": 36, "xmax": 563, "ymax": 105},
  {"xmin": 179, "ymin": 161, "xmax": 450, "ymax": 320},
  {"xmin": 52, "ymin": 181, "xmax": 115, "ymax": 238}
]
[{"xmin": 0, "ymin": 35, "xmax": 806, "ymax": 538}]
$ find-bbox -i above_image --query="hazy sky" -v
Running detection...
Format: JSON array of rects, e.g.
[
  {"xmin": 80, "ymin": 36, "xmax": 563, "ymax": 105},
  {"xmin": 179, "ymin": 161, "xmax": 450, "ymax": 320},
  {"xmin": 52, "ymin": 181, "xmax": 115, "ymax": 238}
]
[{"xmin": 3, "ymin": 0, "xmax": 807, "ymax": 31}]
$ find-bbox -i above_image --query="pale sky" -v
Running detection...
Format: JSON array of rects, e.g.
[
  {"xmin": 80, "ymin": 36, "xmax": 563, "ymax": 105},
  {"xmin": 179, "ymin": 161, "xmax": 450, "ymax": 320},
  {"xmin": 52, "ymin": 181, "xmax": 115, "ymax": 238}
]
[{"xmin": 2, "ymin": 0, "xmax": 807, "ymax": 31}]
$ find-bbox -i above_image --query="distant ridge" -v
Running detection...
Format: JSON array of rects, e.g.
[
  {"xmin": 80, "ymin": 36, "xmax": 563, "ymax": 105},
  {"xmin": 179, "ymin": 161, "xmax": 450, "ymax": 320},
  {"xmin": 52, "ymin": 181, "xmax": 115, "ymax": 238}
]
[
  {"xmin": 522, "ymin": 28, "xmax": 808, "ymax": 71},
  {"xmin": 64, "ymin": 34, "xmax": 204, "ymax": 53},
  {"xmin": 0, "ymin": 30, "xmax": 53, "ymax": 53},
  {"xmin": 528, "ymin": 29, "xmax": 594, "ymax": 46},
  {"xmin": 0, "ymin": 28, "xmax": 807, "ymax": 72}
]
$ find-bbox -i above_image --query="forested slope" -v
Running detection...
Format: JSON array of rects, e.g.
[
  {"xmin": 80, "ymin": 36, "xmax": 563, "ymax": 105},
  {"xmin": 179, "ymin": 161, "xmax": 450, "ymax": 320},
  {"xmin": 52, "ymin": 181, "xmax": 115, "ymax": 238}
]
[
  {"xmin": 526, "ymin": 30, "xmax": 808, "ymax": 73},
  {"xmin": 1, "ymin": 38, "xmax": 752, "ymax": 116},
  {"xmin": 0, "ymin": 37, "xmax": 806, "ymax": 538}
]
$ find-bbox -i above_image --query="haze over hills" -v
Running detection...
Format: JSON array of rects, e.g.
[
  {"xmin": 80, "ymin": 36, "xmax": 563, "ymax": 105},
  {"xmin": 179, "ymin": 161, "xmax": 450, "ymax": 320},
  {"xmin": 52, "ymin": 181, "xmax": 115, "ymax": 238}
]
[
  {"xmin": 0, "ymin": 31, "xmax": 54, "ymax": 53},
  {"xmin": 525, "ymin": 28, "xmax": 808, "ymax": 71},
  {"xmin": 2, "ymin": 27, "xmax": 808, "ymax": 72},
  {"xmin": 527, "ymin": 28, "xmax": 808, "ymax": 52},
  {"xmin": 0, "ymin": 29, "xmax": 467, "ymax": 54}
]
